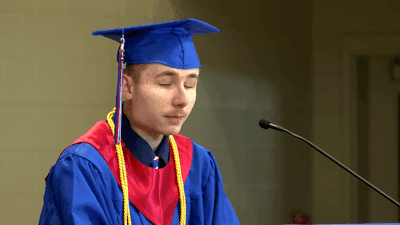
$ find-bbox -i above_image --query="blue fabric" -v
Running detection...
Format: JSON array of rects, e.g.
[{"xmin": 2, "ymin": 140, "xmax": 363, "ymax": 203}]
[
  {"xmin": 39, "ymin": 141, "xmax": 240, "ymax": 224},
  {"xmin": 92, "ymin": 18, "xmax": 219, "ymax": 69},
  {"xmin": 121, "ymin": 113, "xmax": 169, "ymax": 168}
]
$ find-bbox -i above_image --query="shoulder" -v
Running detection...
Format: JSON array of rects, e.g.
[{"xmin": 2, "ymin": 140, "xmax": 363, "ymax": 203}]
[
  {"xmin": 56, "ymin": 120, "xmax": 114, "ymax": 167},
  {"xmin": 177, "ymin": 134, "xmax": 218, "ymax": 179},
  {"xmin": 191, "ymin": 140, "xmax": 219, "ymax": 176},
  {"xmin": 52, "ymin": 143, "xmax": 107, "ymax": 177},
  {"xmin": 59, "ymin": 142, "xmax": 102, "ymax": 162},
  {"xmin": 191, "ymin": 140, "xmax": 214, "ymax": 162},
  {"xmin": 174, "ymin": 134, "xmax": 215, "ymax": 166},
  {"xmin": 50, "ymin": 120, "xmax": 114, "ymax": 178},
  {"xmin": 47, "ymin": 142, "xmax": 116, "ymax": 192}
]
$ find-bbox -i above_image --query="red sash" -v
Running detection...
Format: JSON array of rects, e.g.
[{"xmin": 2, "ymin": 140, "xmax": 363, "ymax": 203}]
[{"xmin": 69, "ymin": 121, "xmax": 193, "ymax": 225}]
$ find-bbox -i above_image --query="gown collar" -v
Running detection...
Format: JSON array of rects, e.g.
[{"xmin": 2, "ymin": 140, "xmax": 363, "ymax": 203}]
[{"xmin": 121, "ymin": 113, "xmax": 170, "ymax": 167}]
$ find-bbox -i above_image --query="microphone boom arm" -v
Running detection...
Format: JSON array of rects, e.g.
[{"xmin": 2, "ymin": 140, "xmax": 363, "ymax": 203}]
[{"xmin": 263, "ymin": 120, "xmax": 400, "ymax": 208}]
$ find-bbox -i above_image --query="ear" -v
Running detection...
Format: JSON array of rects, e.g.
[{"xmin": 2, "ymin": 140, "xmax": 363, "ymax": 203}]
[{"xmin": 122, "ymin": 73, "xmax": 133, "ymax": 100}]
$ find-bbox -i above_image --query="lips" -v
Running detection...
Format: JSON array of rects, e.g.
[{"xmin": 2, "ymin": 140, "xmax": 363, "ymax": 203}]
[
  {"xmin": 165, "ymin": 114, "xmax": 186, "ymax": 118},
  {"xmin": 166, "ymin": 116, "xmax": 184, "ymax": 123}
]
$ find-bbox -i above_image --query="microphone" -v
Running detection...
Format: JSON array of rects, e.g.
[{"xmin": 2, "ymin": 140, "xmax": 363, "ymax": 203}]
[
  {"xmin": 259, "ymin": 119, "xmax": 400, "ymax": 208},
  {"xmin": 259, "ymin": 119, "xmax": 283, "ymax": 131}
]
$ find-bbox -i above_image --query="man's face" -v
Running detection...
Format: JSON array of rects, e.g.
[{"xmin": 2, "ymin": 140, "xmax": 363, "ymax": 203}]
[{"xmin": 123, "ymin": 63, "xmax": 199, "ymax": 139}]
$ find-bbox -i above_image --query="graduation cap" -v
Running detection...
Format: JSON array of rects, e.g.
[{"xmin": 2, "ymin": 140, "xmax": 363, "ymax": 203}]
[{"xmin": 92, "ymin": 18, "xmax": 219, "ymax": 144}]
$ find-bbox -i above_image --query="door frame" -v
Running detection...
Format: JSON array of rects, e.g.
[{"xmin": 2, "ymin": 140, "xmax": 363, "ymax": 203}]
[{"xmin": 339, "ymin": 33, "xmax": 400, "ymax": 222}]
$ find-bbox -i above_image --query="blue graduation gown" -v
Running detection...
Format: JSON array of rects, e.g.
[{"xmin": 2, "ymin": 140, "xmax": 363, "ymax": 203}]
[{"xmin": 39, "ymin": 121, "xmax": 240, "ymax": 225}]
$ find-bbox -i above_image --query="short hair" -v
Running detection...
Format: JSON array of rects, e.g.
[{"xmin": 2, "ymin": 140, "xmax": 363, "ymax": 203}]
[{"xmin": 124, "ymin": 64, "xmax": 141, "ymax": 84}]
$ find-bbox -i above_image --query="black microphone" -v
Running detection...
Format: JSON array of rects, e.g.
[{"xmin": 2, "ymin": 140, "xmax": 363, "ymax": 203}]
[
  {"xmin": 259, "ymin": 119, "xmax": 400, "ymax": 208},
  {"xmin": 259, "ymin": 119, "xmax": 283, "ymax": 131}
]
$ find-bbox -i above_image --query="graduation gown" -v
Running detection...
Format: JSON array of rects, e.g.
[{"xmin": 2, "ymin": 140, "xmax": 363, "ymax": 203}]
[{"xmin": 39, "ymin": 120, "xmax": 240, "ymax": 225}]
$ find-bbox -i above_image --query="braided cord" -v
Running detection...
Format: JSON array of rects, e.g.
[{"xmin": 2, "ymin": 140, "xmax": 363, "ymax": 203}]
[
  {"xmin": 169, "ymin": 135, "xmax": 186, "ymax": 225},
  {"xmin": 106, "ymin": 108, "xmax": 186, "ymax": 225},
  {"xmin": 107, "ymin": 108, "xmax": 131, "ymax": 225}
]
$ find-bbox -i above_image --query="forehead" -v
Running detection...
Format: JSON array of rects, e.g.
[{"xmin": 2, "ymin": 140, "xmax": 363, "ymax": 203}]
[{"xmin": 136, "ymin": 63, "xmax": 200, "ymax": 78}]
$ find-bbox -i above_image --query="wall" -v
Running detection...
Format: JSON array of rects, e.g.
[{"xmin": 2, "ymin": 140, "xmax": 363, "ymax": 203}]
[
  {"xmin": 369, "ymin": 57, "xmax": 400, "ymax": 221},
  {"xmin": 0, "ymin": 0, "xmax": 312, "ymax": 224},
  {"xmin": 312, "ymin": 0, "xmax": 400, "ymax": 222},
  {"xmin": 178, "ymin": 0, "xmax": 312, "ymax": 223}
]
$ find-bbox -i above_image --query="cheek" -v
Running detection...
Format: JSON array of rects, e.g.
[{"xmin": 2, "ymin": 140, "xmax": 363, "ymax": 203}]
[
  {"xmin": 189, "ymin": 90, "xmax": 197, "ymax": 105},
  {"xmin": 134, "ymin": 87, "xmax": 169, "ymax": 114}
]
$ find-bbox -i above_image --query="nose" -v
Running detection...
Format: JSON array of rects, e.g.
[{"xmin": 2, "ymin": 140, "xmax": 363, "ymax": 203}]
[{"xmin": 172, "ymin": 85, "xmax": 189, "ymax": 108}]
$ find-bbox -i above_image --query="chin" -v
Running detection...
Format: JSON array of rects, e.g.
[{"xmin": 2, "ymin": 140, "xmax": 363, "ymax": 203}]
[{"xmin": 161, "ymin": 126, "xmax": 182, "ymax": 136}]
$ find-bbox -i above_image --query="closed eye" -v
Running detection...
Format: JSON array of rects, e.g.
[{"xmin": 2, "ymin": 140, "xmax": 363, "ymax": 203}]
[{"xmin": 160, "ymin": 84, "xmax": 195, "ymax": 89}]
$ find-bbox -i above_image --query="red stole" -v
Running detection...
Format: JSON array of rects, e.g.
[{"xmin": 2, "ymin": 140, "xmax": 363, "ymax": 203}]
[{"xmin": 68, "ymin": 121, "xmax": 193, "ymax": 225}]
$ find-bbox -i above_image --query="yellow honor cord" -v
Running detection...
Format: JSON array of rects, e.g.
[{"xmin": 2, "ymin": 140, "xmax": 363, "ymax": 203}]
[
  {"xmin": 169, "ymin": 135, "xmax": 186, "ymax": 225},
  {"xmin": 107, "ymin": 109, "xmax": 131, "ymax": 225},
  {"xmin": 106, "ymin": 108, "xmax": 186, "ymax": 225}
]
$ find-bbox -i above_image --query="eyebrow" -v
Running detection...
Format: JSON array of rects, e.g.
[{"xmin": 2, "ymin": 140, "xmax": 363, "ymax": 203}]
[{"xmin": 155, "ymin": 70, "xmax": 199, "ymax": 79}]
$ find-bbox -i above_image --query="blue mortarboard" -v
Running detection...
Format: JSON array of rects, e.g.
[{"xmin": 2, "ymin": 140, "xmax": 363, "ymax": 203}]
[
  {"xmin": 92, "ymin": 18, "xmax": 219, "ymax": 69},
  {"xmin": 92, "ymin": 18, "xmax": 219, "ymax": 144}
]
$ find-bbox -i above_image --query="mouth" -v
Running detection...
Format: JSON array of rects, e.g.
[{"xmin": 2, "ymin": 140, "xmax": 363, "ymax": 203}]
[{"xmin": 165, "ymin": 115, "xmax": 185, "ymax": 123}]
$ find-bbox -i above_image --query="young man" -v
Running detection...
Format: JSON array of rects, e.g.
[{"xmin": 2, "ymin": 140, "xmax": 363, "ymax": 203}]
[{"xmin": 39, "ymin": 18, "xmax": 240, "ymax": 225}]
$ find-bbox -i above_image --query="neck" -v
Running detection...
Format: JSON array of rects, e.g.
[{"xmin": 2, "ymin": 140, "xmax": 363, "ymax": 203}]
[
  {"xmin": 134, "ymin": 129, "xmax": 164, "ymax": 152},
  {"xmin": 123, "ymin": 103, "xmax": 163, "ymax": 152}
]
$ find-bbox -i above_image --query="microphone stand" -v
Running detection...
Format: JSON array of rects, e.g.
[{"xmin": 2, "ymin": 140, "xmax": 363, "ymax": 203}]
[{"xmin": 259, "ymin": 119, "xmax": 400, "ymax": 208}]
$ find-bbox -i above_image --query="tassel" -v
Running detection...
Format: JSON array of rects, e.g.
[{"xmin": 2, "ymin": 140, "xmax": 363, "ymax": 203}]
[{"xmin": 114, "ymin": 29, "xmax": 125, "ymax": 145}]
